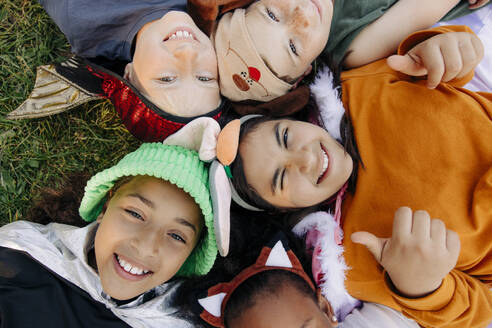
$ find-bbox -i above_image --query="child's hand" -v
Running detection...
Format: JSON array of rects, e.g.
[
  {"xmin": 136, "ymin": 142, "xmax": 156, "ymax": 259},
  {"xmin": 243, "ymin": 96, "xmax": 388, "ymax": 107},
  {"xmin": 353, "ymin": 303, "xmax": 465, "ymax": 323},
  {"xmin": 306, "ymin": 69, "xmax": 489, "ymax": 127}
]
[
  {"xmin": 468, "ymin": 0, "xmax": 489, "ymax": 9},
  {"xmin": 351, "ymin": 207, "xmax": 461, "ymax": 298},
  {"xmin": 387, "ymin": 32, "xmax": 484, "ymax": 88}
]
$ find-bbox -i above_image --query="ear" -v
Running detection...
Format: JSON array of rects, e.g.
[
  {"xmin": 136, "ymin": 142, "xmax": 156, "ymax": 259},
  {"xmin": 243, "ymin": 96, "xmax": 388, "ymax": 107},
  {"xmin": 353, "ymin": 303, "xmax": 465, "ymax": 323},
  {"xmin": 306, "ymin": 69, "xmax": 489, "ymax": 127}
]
[
  {"xmin": 317, "ymin": 289, "xmax": 339, "ymax": 327},
  {"xmin": 303, "ymin": 64, "xmax": 313, "ymax": 77},
  {"xmin": 291, "ymin": 65, "xmax": 313, "ymax": 90},
  {"xmin": 96, "ymin": 210, "xmax": 104, "ymax": 223},
  {"xmin": 124, "ymin": 63, "xmax": 133, "ymax": 81}
]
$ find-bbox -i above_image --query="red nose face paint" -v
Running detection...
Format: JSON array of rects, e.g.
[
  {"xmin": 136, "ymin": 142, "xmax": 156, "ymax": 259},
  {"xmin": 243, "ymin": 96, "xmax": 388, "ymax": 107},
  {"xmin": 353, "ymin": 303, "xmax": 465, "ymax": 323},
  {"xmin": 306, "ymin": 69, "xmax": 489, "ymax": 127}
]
[
  {"xmin": 248, "ymin": 66, "xmax": 261, "ymax": 82},
  {"xmin": 232, "ymin": 74, "xmax": 250, "ymax": 91}
]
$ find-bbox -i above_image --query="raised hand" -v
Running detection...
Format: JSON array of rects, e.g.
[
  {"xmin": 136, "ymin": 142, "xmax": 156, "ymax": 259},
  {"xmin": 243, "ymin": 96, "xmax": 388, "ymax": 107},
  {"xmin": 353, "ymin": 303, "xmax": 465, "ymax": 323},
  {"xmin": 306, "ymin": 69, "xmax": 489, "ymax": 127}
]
[
  {"xmin": 351, "ymin": 207, "xmax": 461, "ymax": 298},
  {"xmin": 387, "ymin": 31, "xmax": 484, "ymax": 88}
]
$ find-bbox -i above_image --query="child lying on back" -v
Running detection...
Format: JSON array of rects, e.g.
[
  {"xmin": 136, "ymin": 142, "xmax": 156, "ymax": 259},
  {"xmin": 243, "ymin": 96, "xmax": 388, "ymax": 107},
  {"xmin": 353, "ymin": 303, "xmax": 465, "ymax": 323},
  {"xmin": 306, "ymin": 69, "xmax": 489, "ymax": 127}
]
[
  {"xmin": 39, "ymin": 0, "xmax": 221, "ymax": 118},
  {"xmin": 189, "ymin": 0, "xmax": 489, "ymax": 102}
]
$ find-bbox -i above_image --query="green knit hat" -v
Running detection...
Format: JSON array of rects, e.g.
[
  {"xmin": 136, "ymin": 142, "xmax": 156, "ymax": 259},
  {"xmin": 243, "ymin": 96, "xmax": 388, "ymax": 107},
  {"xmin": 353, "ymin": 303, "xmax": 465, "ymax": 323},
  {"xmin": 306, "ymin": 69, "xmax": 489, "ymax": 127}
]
[{"xmin": 79, "ymin": 143, "xmax": 217, "ymax": 276}]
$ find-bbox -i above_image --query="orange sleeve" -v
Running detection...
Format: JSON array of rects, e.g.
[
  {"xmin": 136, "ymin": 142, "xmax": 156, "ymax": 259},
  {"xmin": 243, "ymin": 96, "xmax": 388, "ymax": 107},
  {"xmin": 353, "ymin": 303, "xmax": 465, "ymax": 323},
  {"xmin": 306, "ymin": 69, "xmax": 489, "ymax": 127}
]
[
  {"xmin": 396, "ymin": 25, "xmax": 476, "ymax": 87},
  {"xmin": 386, "ymin": 270, "xmax": 492, "ymax": 328}
]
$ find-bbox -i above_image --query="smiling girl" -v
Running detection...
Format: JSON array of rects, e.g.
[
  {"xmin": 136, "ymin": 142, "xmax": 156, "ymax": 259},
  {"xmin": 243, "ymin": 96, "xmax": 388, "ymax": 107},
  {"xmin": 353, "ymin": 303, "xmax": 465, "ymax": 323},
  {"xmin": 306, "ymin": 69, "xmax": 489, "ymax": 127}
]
[
  {"xmin": 0, "ymin": 143, "xmax": 217, "ymax": 328},
  {"xmin": 39, "ymin": 0, "xmax": 221, "ymax": 118},
  {"xmin": 202, "ymin": 0, "xmax": 489, "ymax": 102},
  {"xmin": 214, "ymin": 26, "xmax": 492, "ymax": 327}
]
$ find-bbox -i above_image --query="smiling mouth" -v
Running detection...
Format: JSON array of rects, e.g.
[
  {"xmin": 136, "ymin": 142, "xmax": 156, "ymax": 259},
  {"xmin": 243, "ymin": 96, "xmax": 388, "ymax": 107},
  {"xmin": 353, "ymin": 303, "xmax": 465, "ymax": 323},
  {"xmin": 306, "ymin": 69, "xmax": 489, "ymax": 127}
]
[
  {"xmin": 163, "ymin": 27, "xmax": 197, "ymax": 42},
  {"xmin": 317, "ymin": 144, "xmax": 330, "ymax": 184},
  {"xmin": 113, "ymin": 254, "xmax": 153, "ymax": 281}
]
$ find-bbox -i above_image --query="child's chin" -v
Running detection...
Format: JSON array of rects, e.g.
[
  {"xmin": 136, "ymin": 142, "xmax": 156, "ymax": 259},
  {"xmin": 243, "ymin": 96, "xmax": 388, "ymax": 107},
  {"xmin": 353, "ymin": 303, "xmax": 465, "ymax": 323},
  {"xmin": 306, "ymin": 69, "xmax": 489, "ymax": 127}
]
[{"xmin": 105, "ymin": 288, "xmax": 142, "ymax": 301}]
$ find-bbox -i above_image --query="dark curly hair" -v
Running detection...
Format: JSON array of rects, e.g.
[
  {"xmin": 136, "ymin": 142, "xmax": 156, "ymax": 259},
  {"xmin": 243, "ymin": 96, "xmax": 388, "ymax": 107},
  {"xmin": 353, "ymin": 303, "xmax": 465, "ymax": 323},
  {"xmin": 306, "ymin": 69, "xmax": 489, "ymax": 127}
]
[{"xmin": 25, "ymin": 173, "xmax": 133, "ymax": 227}]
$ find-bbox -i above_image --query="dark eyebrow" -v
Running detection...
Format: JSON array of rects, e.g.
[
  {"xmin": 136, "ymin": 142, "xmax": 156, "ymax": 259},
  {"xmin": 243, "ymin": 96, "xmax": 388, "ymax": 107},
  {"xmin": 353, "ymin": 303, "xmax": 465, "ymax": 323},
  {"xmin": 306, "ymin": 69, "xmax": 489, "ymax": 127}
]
[
  {"xmin": 128, "ymin": 193, "xmax": 155, "ymax": 209},
  {"xmin": 175, "ymin": 218, "xmax": 197, "ymax": 234},
  {"xmin": 275, "ymin": 122, "xmax": 281, "ymax": 147},
  {"xmin": 300, "ymin": 318, "xmax": 313, "ymax": 328}
]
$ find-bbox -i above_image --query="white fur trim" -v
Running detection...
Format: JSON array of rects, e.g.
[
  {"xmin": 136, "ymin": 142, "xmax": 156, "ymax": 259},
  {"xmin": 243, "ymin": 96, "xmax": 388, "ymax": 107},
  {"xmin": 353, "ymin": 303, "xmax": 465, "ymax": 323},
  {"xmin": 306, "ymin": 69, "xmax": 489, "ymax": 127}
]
[
  {"xmin": 310, "ymin": 68, "xmax": 345, "ymax": 141},
  {"xmin": 292, "ymin": 212, "xmax": 359, "ymax": 318}
]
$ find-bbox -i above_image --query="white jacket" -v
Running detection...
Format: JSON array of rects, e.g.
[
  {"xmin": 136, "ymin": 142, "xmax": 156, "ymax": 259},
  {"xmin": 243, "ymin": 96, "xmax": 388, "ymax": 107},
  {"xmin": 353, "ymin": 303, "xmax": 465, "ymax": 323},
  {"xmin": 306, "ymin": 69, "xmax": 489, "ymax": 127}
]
[{"xmin": 0, "ymin": 220, "xmax": 193, "ymax": 328}]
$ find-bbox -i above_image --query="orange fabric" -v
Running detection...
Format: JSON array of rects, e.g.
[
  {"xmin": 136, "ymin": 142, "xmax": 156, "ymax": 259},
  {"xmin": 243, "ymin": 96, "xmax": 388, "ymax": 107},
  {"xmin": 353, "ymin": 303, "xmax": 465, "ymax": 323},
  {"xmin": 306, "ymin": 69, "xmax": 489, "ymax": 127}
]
[{"xmin": 340, "ymin": 26, "xmax": 492, "ymax": 328}]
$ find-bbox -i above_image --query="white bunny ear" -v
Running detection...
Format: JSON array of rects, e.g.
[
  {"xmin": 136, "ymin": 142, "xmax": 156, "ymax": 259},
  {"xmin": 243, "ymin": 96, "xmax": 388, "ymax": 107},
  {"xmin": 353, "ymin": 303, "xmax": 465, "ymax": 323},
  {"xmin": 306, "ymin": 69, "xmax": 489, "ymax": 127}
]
[
  {"xmin": 209, "ymin": 161, "xmax": 231, "ymax": 256},
  {"xmin": 163, "ymin": 117, "xmax": 220, "ymax": 162},
  {"xmin": 198, "ymin": 292, "xmax": 227, "ymax": 318},
  {"xmin": 265, "ymin": 240, "xmax": 293, "ymax": 268}
]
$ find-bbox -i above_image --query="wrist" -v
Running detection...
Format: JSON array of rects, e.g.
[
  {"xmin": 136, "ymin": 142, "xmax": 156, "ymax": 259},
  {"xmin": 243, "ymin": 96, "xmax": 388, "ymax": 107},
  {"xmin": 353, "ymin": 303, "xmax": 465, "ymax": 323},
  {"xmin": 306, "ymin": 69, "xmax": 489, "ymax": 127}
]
[{"xmin": 384, "ymin": 272, "xmax": 442, "ymax": 299}]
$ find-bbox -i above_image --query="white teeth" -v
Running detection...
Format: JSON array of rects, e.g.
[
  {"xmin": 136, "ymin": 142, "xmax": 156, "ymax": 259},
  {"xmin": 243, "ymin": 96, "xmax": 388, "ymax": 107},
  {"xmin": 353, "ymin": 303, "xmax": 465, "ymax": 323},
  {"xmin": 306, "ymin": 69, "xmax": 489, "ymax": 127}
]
[
  {"xmin": 130, "ymin": 267, "xmax": 143, "ymax": 275},
  {"xmin": 318, "ymin": 148, "xmax": 329, "ymax": 180},
  {"xmin": 167, "ymin": 30, "xmax": 194, "ymax": 41},
  {"xmin": 116, "ymin": 255, "xmax": 148, "ymax": 276}
]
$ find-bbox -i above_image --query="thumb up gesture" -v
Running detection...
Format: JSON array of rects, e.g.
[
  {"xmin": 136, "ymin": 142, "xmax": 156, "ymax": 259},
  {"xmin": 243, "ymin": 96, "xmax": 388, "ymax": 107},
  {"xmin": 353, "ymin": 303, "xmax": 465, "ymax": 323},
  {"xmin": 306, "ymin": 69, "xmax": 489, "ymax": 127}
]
[
  {"xmin": 351, "ymin": 207, "xmax": 460, "ymax": 298},
  {"xmin": 387, "ymin": 32, "xmax": 483, "ymax": 89}
]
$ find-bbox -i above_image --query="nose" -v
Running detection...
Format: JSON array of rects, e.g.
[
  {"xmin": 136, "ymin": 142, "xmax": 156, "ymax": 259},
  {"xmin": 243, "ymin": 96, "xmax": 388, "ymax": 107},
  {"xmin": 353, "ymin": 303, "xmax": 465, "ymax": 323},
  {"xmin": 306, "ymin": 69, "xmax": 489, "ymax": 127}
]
[
  {"xmin": 286, "ymin": 148, "xmax": 316, "ymax": 173},
  {"xmin": 172, "ymin": 42, "xmax": 199, "ymax": 62},
  {"xmin": 130, "ymin": 227, "xmax": 160, "ymax": 259}
]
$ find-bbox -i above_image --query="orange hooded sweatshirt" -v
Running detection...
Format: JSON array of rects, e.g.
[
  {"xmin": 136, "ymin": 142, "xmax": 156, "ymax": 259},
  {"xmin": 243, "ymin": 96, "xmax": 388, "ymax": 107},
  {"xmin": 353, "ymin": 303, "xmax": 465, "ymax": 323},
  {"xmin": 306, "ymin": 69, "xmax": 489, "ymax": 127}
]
[{"xmin": 341, "ymin": 25, "xmax": 492, "ymax": 328}]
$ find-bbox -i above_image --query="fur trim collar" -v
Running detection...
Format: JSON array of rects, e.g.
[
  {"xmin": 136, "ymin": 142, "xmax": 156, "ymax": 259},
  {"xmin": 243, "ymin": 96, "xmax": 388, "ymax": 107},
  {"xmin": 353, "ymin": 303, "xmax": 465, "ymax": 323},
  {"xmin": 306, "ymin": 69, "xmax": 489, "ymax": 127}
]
[
  {"xmin": 310, "ymin": 67, "xmax": 345, "ymax": 141},
  {"xmin": 292, "ymin": 212, "xmax": 360, "ymax": 321}
]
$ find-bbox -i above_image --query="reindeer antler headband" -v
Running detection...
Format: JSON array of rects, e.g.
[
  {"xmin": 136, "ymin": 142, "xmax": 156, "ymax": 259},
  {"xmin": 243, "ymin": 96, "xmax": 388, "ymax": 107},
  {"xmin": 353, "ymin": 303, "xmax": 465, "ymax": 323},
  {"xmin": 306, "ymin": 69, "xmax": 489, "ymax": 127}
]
[
  {"xmin": 215, "ymin": 114, "xmax": 264, "ymax": 212},
  {"xmin": 162, "ymin": 115, "xmax": 263, "ymax": 258}
]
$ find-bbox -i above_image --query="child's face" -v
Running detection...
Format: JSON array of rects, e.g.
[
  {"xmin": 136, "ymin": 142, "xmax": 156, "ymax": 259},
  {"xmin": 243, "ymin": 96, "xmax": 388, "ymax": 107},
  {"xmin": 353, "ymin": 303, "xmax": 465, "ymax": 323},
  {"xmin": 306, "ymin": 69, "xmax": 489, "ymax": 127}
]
[
  {"xmin": 127, "ymin": 11, "xmax": 220, "ymax": 117},
  {"xmin": 244, "ymin": 0, "xmax": 333, "ymax": 82},
  {"xmin": 94, "ymin": 175, "xmax": 203, "ymax": 300},
  {"xmin": 239, "ymin": 119, "xmax": 353, "ymax": 208},
  {"xmin": 229, "ymin": 285, "xmax": 336, "ymax": 328}
]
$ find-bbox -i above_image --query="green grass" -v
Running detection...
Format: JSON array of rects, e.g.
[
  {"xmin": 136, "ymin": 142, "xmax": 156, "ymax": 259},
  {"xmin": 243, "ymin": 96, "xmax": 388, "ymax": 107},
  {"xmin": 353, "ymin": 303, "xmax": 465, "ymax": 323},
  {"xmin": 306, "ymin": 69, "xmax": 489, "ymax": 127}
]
[{"xmin": 0, "ymin": 0, "xmax": 139, "ymax": 226}]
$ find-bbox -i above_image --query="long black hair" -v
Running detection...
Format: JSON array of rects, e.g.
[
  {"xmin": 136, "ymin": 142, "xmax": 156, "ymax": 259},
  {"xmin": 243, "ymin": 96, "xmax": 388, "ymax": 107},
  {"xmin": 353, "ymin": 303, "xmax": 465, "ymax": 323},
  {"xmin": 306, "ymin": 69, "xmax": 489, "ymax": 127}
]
[{"xmin": 226, "ymin": 63, "xmax": 363, "ymax": 224}]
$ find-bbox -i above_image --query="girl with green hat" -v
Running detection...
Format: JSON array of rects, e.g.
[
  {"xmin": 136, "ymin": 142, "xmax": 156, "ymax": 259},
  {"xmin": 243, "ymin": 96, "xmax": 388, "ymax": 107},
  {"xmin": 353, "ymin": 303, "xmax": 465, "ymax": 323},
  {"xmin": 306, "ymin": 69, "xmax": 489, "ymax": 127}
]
[{"xmin": 0, "ymin": 142, "xmax": 218, "ymax": 328}]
